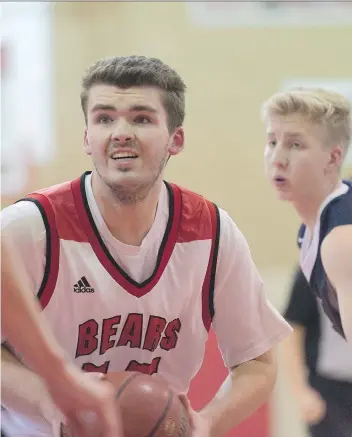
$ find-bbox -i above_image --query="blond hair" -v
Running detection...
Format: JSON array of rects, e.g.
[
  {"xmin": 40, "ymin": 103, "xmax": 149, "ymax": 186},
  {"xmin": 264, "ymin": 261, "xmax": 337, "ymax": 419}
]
[{"xmin": 261, "ymin": 87, "xmax": 352, "ymax": 158}]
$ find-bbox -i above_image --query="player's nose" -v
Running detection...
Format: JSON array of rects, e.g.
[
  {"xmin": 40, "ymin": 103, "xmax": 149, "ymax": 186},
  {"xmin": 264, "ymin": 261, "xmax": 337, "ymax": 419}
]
[
  {"xmin": 272, "ymin": 146, "xmax": 289, "ymax": 168},
  {"xmin": 111, "ymin": 120, "xmax": 135, "ymax": 144}
]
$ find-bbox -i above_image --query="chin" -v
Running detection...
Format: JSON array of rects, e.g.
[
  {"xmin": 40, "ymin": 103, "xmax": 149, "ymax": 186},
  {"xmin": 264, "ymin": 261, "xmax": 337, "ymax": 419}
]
[
  {"xmin": 276, "ymin": 190, "xmax": 293, "ymax": 202},
  {"xmin": 109, "ymin": 171, "xmax": 140, "ymax": 184}
]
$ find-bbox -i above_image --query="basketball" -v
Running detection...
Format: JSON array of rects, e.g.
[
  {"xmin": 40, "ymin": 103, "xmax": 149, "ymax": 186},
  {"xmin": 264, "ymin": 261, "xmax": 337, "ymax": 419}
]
[
  {"xmin": 106, "ymin": 371, "xmax": 192, "ymax": 437},
  {"xmin": 61, "ymin": 371, "xmax": 192, "ymax": 437}
]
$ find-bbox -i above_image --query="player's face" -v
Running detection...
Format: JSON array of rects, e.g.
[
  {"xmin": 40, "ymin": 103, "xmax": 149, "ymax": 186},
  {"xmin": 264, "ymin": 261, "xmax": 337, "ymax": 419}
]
[
  {"xmin": 264, "ymin": 114, "xmax": 338, "ymax": 202},
  {"xmin": 84, "ymin": 84, "xmax": 184, "ymax": 202}
]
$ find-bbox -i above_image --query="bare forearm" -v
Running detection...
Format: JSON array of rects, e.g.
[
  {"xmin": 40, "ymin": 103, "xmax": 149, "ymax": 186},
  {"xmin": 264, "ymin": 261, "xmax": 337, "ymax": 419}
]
[
  {"xmin": 1, "ymin": 347, "xmax": 53, "ymax": 423},
  {"xmin": 281, "ymin": 325, "xmax": 308, "ymax": 395},
  {"xmin": 1, "ymin": 238, "xmax": 67, "ymax": 380},
  {"xmin": 200, "ymin": 351, "xmax": 277, "ymax": 437}
]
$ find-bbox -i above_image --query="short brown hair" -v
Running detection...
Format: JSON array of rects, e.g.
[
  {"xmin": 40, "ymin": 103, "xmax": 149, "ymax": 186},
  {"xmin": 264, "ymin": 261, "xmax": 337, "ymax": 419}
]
[{"xmin": 81, "ymin": 56, "xmax": 186, "ymax": 132}]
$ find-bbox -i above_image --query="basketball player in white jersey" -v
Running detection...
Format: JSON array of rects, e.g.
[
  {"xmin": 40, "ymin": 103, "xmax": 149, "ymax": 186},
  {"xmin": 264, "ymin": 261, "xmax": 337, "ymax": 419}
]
[
  {"xmin": 1, "ymin": 56, "xmax": 292, "ymax": 437},
  {"xmin": 1, "ymin": 237, "xmax": 121, "ymax": 437},
  {"xmin": 261, "ymin": 88, "xmax": 352, "ymax": 343}
]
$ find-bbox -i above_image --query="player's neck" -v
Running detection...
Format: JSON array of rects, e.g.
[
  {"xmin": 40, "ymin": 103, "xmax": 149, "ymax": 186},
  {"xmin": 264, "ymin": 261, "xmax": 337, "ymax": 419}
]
[
  {"xmin": 293, "ymin": 199, "xmax": 321, "ymax": 232},
  {"xmin": 92, "ymin": 175, "xmax": 162, "ymax": 246},
  {"xmin": 292, "ymin": 178, "xmax": 341, "ymax": 232}
]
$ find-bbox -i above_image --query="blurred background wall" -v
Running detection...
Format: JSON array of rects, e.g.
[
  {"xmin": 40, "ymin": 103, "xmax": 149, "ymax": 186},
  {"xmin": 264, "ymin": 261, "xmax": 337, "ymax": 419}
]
[{"xmin": 2, "ymin": 2, "xmax": 352, "ymax": 436}]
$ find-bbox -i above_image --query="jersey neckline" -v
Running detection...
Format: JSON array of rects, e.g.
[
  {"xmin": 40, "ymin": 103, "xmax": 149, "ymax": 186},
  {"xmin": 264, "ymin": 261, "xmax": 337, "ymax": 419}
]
[{"xmin": 71, "ymin": 172, "xmax": 182, "ymax": 298}]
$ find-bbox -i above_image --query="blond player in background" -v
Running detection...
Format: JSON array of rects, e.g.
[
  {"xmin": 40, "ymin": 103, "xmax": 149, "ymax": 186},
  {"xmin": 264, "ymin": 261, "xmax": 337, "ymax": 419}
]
[{"xmin": 262, "ymin": 87, "xmax": 352, "ymax": 342}]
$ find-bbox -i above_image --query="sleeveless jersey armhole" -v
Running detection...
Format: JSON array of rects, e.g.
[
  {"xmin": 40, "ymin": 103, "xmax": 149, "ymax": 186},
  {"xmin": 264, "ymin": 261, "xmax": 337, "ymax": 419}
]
[
  {"xmin": 16, "ymin": 194, "xmax": 60, "ymax": 309},
  {"xmin": 201, "ymin": 201, "xmax": 220, "ymax": 331}
]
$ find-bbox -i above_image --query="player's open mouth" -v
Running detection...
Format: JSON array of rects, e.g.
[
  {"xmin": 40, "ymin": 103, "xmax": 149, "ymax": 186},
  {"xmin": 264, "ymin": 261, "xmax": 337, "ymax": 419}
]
[
  {"xmin": 112, "ymin": 153, "xmax": 138, "ymax": 160},
  {"xmin": 273, "ymin": 176, "xmax": 288, "ymax": 186}
]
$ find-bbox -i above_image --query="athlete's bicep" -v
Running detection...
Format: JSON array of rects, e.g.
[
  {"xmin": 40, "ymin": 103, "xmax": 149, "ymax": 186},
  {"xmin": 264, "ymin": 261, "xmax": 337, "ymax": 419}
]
[
  {"xmin": 1, "ymin": 202, "xmax": 47, "ymax": 296},
  {"xmin": 321, "ymin": 225, "xmax": 352, "ymax": 288},
  {"xmin": 321, "ymin": 224, "xmax": 352, "ymax": 341},
  {"xmin": 211, "ymin": 211, "xmax": 292, "ymax": 368}
]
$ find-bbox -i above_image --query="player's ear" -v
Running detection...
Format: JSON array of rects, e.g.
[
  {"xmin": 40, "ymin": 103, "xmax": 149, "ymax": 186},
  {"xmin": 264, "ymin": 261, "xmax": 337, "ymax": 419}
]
[
  {"xmin": 168, "ymin": 127, "xmax": 184, "ymax": 156},
  {"xmin": 326, "ymin": 145, "xmax": 343, "ymax": 172},
  {"xmin": 84, "ymin": 128, "xmax": 92, "ymax": 156}
]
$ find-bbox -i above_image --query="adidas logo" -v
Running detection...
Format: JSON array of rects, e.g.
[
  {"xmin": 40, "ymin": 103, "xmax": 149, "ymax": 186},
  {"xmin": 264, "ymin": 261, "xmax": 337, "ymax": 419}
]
[{"xmin": 73, "ymin": 276, "xmax": 95, "ymax": 293}]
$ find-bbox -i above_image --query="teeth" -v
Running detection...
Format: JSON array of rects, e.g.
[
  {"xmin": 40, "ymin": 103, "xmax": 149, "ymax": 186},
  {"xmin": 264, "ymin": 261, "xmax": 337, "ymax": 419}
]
[{"xmin": 112, "ymin": 152, "xmax": 137, "ymax": 159}]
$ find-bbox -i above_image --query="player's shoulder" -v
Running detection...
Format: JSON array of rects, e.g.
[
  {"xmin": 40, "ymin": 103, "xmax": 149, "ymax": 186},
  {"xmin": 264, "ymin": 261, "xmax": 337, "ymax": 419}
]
[
  {"xmin": 1, "ymin": 200, "xmax": 46, "ymax": 249},
  {"xmin": 171, "ymin": 183, "xmax": 227, "ymax": 218},
  {"xmin": 1, "ymin": 178, "xmax": 74, "ymax": 237},
  {"xmin": 298, "ymin": 181, "xmax": 352, "ymax": 246},
  {"xmin": 322, "ymin": 180, "xmax": 352, "ymax": 230},
  {"xmin": 1, "ymin": 199, "xmax": 44, "ymax": 230},
  {"xmin": 173, "ymin": 183, "xmax": 210, "ymax": 208},
  {"xmin": 30, "ymin": 178, "xmax": 74, "ymax": 202},
  {"xmin": 171, "ymin": 182, "xmax": 241, "ymax": 242},
  {"xmin": 171, "ymin": 183, "xmax": 220, "ymax": 218}
]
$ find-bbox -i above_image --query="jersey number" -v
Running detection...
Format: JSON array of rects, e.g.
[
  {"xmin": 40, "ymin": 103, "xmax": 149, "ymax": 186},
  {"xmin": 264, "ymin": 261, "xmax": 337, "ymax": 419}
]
[
  {"xmin": 82, "ymin": 357, "xmax": 161, "ymax": 375},
  {"xmin": 125, "ymin": 357, "xmax": 161, "ymax": 375}
]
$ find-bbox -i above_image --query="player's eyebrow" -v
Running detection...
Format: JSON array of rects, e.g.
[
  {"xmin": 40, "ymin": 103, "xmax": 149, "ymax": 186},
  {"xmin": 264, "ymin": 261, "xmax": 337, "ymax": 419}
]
[
  {"xmin": 129, "ymin": 104, "xmax": 157, "ymax": 113},
  {"xmin": 90, "ymin": 104, "xmax": 157, "ymax": 113},
  {"xmin": 91, "ymin": 104, "xmax": 116, "ymax": 113},
  {"xmin": 267, "ymin": 132, "xmax": 305, "ymax": 139},
  {"xmin": 283, "ymin": 132, "xmax": 305, "ymax": 139}
]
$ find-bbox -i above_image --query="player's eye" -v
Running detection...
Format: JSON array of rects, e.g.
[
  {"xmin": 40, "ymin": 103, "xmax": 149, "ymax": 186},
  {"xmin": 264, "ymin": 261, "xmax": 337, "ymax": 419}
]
[
  {"xmin": 134, "ymin": 115, "xmax": 152, "ymax": 124},
  {"xmin": 97, "ymin": 114, "xmax": 113, "ymax": 124}
]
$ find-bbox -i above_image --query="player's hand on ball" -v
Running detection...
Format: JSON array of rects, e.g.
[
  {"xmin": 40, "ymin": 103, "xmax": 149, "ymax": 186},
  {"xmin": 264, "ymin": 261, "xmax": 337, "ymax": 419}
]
[
  {"xmin": 178, "ymin": 394, "xmax": 211, "ymax": 437},
  {"xmin": 44, "ymin": 367, "xmax": 122, "ymax": 437},
  {"xmin": 297, "ymin": 386, "xmax": 327, "ymax": 425}
]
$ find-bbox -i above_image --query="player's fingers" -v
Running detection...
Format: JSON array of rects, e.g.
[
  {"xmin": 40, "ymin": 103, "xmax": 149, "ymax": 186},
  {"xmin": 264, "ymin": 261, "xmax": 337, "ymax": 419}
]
[
  {"xmin": 63, "ymin": 409, "xmax": 97, "ymax": 437},
  {"xmin": 67, "ymin": 412, "xmax": 106, "ymax": 437},
  {"xmin": 99, "ymin": 408, "xmax": 122, "ymax": 437},
  {"xmin": 313, "ymin": 403, "xmax": 326, "ymax": 423},
  {"xmin": 65, "ymin": 414, "xmax": 83, "ymax": 437},
  {"xmin": 87, "ymin": 372, "xmax": 106, "ymax": 382},
  {"xmin": 79, "ymin": 373, "xmax": 121, "ymax": 437},
  {"xmin": 178, "ymin": 394, "xmax": 190, "ymax": 411},
  {"xmin": 177, "ymin": 394, "xmax": 195, "ymax": 428},
  {"xmin": 305, "ymin": 399, "xmax": 326, "ymax": 425},
  {"xmin": 96, "ymin": 385, "xmax": 123, "ymax": 437},
  {"xmin": 60, "ymin": 421, "xmax": 74, "ymax": 437}
]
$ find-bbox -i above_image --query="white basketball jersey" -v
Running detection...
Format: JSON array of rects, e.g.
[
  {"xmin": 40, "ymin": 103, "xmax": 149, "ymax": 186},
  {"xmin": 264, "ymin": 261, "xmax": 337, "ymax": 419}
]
[{"xmin": 23, "ymin": 172, "xmax": 220, "ymax": 395}]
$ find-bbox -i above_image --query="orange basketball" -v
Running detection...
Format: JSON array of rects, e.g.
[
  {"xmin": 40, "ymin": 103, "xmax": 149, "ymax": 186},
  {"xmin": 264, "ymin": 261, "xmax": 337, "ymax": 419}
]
[{"xmin": 107, "ymin": 371, "xmax": 192, "ymax": 437}]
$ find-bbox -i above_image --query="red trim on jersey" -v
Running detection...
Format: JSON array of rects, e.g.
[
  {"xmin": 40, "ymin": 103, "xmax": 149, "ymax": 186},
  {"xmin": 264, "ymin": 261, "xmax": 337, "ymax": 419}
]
[
  {"xmin": 201, "ymin": 201, "xmax": 220, "ymax": 331},
  {"xmin": 26, "ymin": 193, "xmax": 60, "ymax": 309},
  {"xmin": 71, "ymin": 175, "xmax": 182, "ymax": 298},
  {"xmin": 176, "ymin": 187, "xmax": 213, "ymax": 243}
]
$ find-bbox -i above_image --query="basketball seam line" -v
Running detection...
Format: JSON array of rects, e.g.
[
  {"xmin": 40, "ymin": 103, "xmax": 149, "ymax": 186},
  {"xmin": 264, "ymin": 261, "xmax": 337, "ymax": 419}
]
[
  {"xmin": 115, "ymin": 373, "xmax": 140, "ymax": 399},
  {"xmin": 144, "ymin": 389, "xmax": 174, "ymax": 437}
]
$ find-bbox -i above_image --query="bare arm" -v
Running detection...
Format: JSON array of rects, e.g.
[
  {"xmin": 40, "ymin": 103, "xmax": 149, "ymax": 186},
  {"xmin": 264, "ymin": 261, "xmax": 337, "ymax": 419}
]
[
  {"xmin": 200, "ymin": 350, "xmax": 277, "ymax": 437},
  {"xmin": 1, "ymin": 346, "xmax": 55, "ymax": 425},
  {"xmin": 1, "ymin": 236, "xmax": 69, "ymax": 378},
  {"xmin": 1, "ymin": 236, "xmax": 121, "ymax": 437},
  {"xmin": 281, "ymin": 324, "xmax": 308, "ymax": 395},
  {"xmin": 281, "ymin": 323, "xmax": 326, "ymax": 424},
  {"xmin": 191, "ymin": 212, "xmax": 292, "ymax": 436},
  {"xmin": 321, "ymin": 224, "xmax": 352, "ymax": 342}
]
